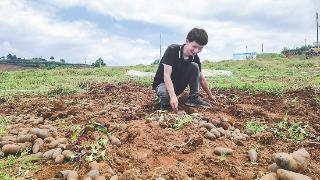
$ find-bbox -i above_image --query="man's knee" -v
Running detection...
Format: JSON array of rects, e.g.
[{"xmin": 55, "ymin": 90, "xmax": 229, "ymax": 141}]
[{"xmin": 156, "ymin": 83, "xmax": 169, "ymax": 98}]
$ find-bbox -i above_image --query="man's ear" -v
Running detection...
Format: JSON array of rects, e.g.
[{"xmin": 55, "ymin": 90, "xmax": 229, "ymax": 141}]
[{"xmin": 186, "ymin": 39, "xmax": 190, "ymax": 44}]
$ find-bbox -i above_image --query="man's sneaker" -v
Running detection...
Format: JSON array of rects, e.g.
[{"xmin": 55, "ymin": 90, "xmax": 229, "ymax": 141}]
[{"xmin": 185, "ymin": 96, "xmax": 211, "ymax": 107}]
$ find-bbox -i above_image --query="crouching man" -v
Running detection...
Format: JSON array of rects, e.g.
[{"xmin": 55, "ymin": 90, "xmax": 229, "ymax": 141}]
[{"xmin": 152, "ymin": 27, "xmax": 215, "ymax": 112}]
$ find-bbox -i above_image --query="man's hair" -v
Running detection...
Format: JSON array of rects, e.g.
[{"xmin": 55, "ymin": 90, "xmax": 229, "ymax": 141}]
[{"xmin": 187, "ymin": 28, "xmax": 208, "ymax": 46}]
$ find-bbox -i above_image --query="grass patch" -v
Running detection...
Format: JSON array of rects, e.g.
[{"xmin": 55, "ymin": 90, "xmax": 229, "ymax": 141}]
[
  {"xmin": 0, "ymin": 116, "xmax": 8, "ymax": 135},
  {"xmin": 172, "ymin": 113, "xmax": 194, "ymax": 130},
  {"xmin": 244, "ymin": 120, "xmax": 267, "ymax": 134}
]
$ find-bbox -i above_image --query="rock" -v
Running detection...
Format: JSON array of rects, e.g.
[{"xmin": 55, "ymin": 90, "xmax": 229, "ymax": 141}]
[
  {"xmin": 87, "ymin": 169, "xmax": 100, "ymax": 178},
  {"xmin": 204, "ymin": 131, "xmax": 216, "ymax": 140},
  {"xmin": 214, "ymin": 147, "xmax": 233, "ymax": 155},
  {"xmin": 274, "ymin": 148, "xmax": 310, "ymax": 172},
  {"xmin": 277, "ymin": 169, "xmax": 312, "ymax": 180},
  {"xmin": 248, "ymin": 149, "xmax": 257, "ymax": 163},
  {"xmin": 210, "ymin": 128, "xmax": 221, "ymax": 138},
  {"xmin": 260, "ymin": 172, "xmax": 278, "ymax": 180},
  {"xmin": 268, "ymin": 163, "xmax": 279, "ymax": 172}
]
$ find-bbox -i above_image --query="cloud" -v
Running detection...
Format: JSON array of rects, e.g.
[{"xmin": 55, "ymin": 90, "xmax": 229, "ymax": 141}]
[
  {"xmin": 0, "ymin": 0, "xmax": 319, "ymax": 65},
  {"xmin": 0, "ymin": 0, "xmax": 159, "ymax": 65}
]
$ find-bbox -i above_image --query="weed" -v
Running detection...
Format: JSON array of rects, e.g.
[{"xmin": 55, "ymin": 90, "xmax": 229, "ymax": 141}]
[
  {"xmin": 219, "ymin": 152, "xmax": 227, "ymax": 161},
  {"xmin": 245, "ymin": 120, "xmax": 267, "ymax": 134},
  {"xmin": 0, "ymin": 116, "xmax": 8, "ymax": 135},
  {"xmin": 172, "ymin": 114, "xmax": 194, "ymax": 130},
  {"xmin": 287, "ymin": 121, "xmax": 309, "ymax": 141},
  {"xmin": 311, "ymin": 96, "xmax": 320, "ymax": 105}
]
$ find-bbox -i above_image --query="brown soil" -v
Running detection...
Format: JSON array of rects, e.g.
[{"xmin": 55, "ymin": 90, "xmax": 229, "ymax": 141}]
[
  {"xmin": 0, "ymin": 64, "xmax": 26, "ymax": 71},
  {"xmin": 0, "ymin": 83, "xmax": 319, "ymax": 180}
]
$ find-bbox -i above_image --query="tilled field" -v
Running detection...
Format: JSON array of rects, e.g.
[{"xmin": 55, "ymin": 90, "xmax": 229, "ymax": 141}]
[{"xmin": 0, "ymin": 83, "xmax": 319, "ymax": 180}]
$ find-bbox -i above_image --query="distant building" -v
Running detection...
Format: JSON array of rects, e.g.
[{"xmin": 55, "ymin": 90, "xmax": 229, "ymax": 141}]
[{"xmin": 233, "ymin": 52, "xmax": 257, "ymax": 60}]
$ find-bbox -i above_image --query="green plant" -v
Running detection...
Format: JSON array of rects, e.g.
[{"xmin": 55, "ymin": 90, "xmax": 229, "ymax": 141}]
[
  {"xmin": 0, "ymin": 116, "xmax": 8, "ymax": 135},
  {"xmin": 172, "ymin": 114, "xmax": 194, "ymax": 130},
  {"xmin": 287, "ymin": 121, "xmax": 309, "ymax": 141},
  {"xmin": 219, "ymin": 152, "xmax": 227, "ymax": 161},
  {"xmin": 245, "ymin": 120, "xmax": 267, "ymax": 134}
]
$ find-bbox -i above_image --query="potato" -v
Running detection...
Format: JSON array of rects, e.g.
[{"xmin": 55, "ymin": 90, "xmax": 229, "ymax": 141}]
[
  {"xmin": 107, "ymin": 135, "xmax": 121, "ymax": 147},
  {"xmin": 66, "ymin": 171, "xmax": 79, "ymax": 180},
  {"xmin": 48, "ymin": 138, "xmax": 67, "ymax": 148},
  {"xmin": 2, "ymin": 144, "xmax": 21, "ymax": 154},
  {"xmin": 55, "ymin": 154, "xmax": 65, "ymax": 163},
  {"xmin": 32, "ymin": 138, "xmax": 44, "ymax": 154},
  {"xmin": 260, "ymin": 172, "xmax": 278, "ymax": 180},
  {"xmin": 62, "ymin": 150, "xmax": 74, "ymax": 160},
  {"xmin": 204, "ymin": 131, "xmax": 216, "ymax": 140},
  {"xmin": 52, "ymin": 148, "xmax": 62, "ymax": 159},
  {"xmin": 0, "ymin": 141, "xmax": 12, "ymax": 148},
  {"xmin": 94, "ymin": 176, "xmax": 106, "ymax": 180},
  {"xmin": 214, "ymin": 147, "xmax": 233, "ymax": 155},
  {"xmin": 87, "ymin": 169, "xmax": 100, "ymax": 178},
  {"xmin": 0, "ymin": 136, "xmax": 17, "ymax": 142},
  {"xmin": 43, "ymin": 149, "xmax": 55, "ymax": 159},
  {"xmin": 16, "ymin": 134, "xmax": 37, "ymax": 143},
  {"xmin": 210, "ymin": 128, "xmax": 221, "ymax": 138},
  {"xmin": 44, "ymin": 137, "xmax": 55, "ymax": 143},
  {"xmin": 248, "ymin": 149, "xmax": 257, "ymax": 163}
]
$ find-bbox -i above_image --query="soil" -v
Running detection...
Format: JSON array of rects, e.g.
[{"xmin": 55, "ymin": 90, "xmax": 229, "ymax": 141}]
[
  {"xmin": 0, "ymin": 64, "xmax": 26, "ymax": 71},
  {"xmin": 0, "ymin": 83, "xmax": 319, "ymax": 180}
]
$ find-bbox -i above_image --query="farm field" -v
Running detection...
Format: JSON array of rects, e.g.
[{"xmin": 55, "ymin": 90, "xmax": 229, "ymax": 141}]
[{"xmin": 0, "ymin": 54, "xmax": 320, "ymax": 180}]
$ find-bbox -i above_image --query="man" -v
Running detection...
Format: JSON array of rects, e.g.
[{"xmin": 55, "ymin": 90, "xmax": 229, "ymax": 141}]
[{"xmin": 152, "ymin": 27, "xmax": 215, "ymax": 112}]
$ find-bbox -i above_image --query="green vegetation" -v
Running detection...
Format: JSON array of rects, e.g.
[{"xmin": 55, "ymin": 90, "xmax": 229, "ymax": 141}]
[
  {"xmin": 0, "ymin": 54, "xmax": 319, "ymax": 96},
  {"xmin": 245, "ymin": 119, "xmax": 267, "ymax": 134},
  {"xmin": 270, "ymin": 113, "xmax": 313, "ymax": 141},
  {"xmin": 0, "ymin": 116, "xmax": 7, "ymax": 135},
  {"xmin": 171, "ymin": 113, "xmax": 194, "ymax": 130}
]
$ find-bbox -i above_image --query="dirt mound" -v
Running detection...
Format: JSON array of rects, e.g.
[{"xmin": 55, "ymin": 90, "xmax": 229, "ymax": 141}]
[{"xmin": 0, "ymin": 83, "xmax": 319, "ymax": 179}]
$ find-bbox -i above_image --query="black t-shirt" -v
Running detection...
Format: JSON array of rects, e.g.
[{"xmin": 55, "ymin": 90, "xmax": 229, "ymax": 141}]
[{"xmin": 152, "ymin": 44, "xmax": 201, "ymax": 93}]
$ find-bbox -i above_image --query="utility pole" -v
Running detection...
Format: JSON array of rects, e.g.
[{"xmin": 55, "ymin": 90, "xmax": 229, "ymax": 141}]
[
  {"xmin": 160, "ymin": 32, "xmax": 162, "ymax": 59},
  {"xmin": 317, "ymin": 12, "xmax": 319, "ymax": 48},
  {"xmin": 262, "ymin": 43, "xmax": 264, "ymax": 53},
  {"xmin": 305, "ymin": 38, "xmax": 307, "ymax": 47}
]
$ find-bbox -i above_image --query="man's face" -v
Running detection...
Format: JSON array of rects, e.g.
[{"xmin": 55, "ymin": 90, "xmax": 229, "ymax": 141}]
[{"xmin": 185, "ymin": 40, "xmax": 204, "ymax": 56}]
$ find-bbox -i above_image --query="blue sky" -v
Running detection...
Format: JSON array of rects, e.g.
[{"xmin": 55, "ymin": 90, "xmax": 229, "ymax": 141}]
[{"xmin": 0, "ymin": 0, "xmax": 319, "ymax": 66}]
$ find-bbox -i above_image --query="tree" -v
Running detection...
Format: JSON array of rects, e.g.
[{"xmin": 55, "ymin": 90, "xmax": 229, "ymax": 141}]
[
  {"xmin": 50, "ymin": 56, "xmax": 54, "ymax": 60},
  {"xmin": 92, "ymin": 58, "xmax": 106, "ymax": 67},
  {"xmin": 152, "ymin": 59, "xmax": 160, "ymax": 65},
  {"xmin": 0, "ymin": 56, "xmax": 5, "ymax": 60},
  {"xmin": 60, "ymin": 59, "xmax": 66, "ymax": 63},
  {"xmin": 7, "ymin": 54, "xmax": 13, "ymax": 60}
]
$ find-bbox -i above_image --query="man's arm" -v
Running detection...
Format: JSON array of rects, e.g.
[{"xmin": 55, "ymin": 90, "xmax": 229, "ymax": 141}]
[
  {"xmin": 163, "ymin": 64, "xmax": 178, "ymax": 112},
  {"xmin": 199, "ymin": 72, "xmax": 215, "ymax": 101}
]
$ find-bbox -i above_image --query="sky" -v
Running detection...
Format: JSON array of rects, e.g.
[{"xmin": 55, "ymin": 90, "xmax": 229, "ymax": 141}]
[{"xmin": 0, "ymin": 0, "xmax": 319, "ymax": 66}]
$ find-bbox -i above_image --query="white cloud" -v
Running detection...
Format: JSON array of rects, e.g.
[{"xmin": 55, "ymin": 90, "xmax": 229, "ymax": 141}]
[
  {"xmin": 0, "ymin": 0, "xmax": 319, "ymax": 65},
  {"xmin": 0, "ymin": 0, "xmax": 158, "ymax": 65}
]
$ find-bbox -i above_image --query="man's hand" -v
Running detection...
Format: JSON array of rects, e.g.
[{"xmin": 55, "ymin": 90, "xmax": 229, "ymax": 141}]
[
  {"xmin": 170, "ymin": 95, "xmax": 179, "ymax": 112},
  {"xmin": 208, "ymin": 94, "xmax": 216, "ymax": 102}
]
